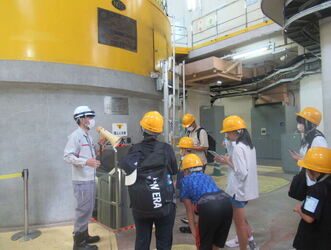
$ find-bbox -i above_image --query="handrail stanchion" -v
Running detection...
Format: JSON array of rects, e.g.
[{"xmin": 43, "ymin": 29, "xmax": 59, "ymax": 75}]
[{"xmin": 11, "ymin": 169, "xmax": 41, "ymax": 241}]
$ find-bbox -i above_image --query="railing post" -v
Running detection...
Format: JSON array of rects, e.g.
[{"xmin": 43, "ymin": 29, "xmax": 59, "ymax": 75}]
[{"xmin": 11, "ymin": 169, "xmax": 41, "ymax": 241}]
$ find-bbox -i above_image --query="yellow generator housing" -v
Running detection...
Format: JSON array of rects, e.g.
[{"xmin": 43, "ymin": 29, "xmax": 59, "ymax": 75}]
[{"xmin": 0, "ymin": 0, "xmax": 172, "ymax": 75}]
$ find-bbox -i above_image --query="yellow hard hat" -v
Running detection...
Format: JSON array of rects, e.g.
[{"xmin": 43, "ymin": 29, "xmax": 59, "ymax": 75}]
[
  {"xmin": 140, "ymin": 111, "xmax": 164, "ymax": 133},
  {"xmin": 177, "ymin": 137, "xmax": 194, "ymax": 148},
  {"xmin": 220, "ymin": 115, "xmax": 247, "ymax": 133},
  {"xmin": 298, "ymin": 147, "xmax": 331, "ymax": 174},
  {"xmin": 296, "ymin": 107, "xmax": 322, "ymax": 125},
  {"xmin": 181, "ymin": 154, "xmax": 203, "ymax": 171},
  {"xmin": 182, "ymin": 113, "xmax": 196, "ymax": 128}
]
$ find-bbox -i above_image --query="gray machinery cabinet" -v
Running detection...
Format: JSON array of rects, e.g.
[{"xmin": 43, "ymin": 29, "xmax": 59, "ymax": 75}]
[
  {"xmin": 281, "ymin": 133, "xmax": 301, "ymax": 174},
  {"xmin": 96, "ymin": 144, "xmax": 134, "ymax": 229}
]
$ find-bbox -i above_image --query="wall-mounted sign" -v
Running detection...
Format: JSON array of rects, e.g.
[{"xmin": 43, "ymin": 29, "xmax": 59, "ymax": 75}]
[
  {"xmin": 98, "ymin": 8, "xmax": 137, "ymax": 52},
  {"xmin": 112, "ymin": 0, "xmax": 126, "ymax": 11},
  {"xmin": 112, "ymin": 123, "xmax": 128, "ymax": 136},
  {"xmin": 104, "ymin": 96, "xmax": 129, "ymax": 115}
]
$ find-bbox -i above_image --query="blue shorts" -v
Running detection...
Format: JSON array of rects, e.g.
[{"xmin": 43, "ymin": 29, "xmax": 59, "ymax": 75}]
[{"xmin": 231, "ymin": 195, "xmax": 248, "ymax": 208}]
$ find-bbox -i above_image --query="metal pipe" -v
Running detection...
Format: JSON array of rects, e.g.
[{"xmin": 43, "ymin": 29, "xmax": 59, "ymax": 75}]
[
  {"xmin": 172, "ymin": 23, "xmax": 176, "ymax": 146},
  {"xmin": 182, "ymin": 60, "xmax": 186, "ymax": 115},
  {"xmin": 23, "ymin": 169, "xmax": 28, "ymax": 236},
  {"xmin": 163, "ymin": 60, "xmax": 169, "ymax": 143},
  {"xmin": 114, "ymin": 150, "xmax": 121, "ymax": 229}
]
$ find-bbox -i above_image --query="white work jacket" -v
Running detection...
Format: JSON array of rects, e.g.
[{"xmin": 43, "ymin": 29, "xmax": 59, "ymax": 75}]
[
  {"xmin": 226, "ymin": 141, "xmax": 259, "ymax": 202},
  {"xmin": 64, "ymin": 127, "xmax": 96, "ymax": 181}
]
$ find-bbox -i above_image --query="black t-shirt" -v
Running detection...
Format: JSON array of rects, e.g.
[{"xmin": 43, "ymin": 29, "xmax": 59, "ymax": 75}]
[{"xmin": 293, "ymin": 176, "xmax": 331, "ymax": 250}]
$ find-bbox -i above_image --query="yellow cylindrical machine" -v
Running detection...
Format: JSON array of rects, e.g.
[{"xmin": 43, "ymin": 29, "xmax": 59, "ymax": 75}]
[{"xmin": 0, "ymin": 0, "xmax": 172, "ymax": 75}]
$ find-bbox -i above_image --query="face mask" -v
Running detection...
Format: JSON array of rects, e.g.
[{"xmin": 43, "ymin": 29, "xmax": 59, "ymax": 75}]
[
  {"xmin": 87, "ymin": 118, "xmax": 95, "ymax": 129},
  {"xmin": 187, "ymin": 126, "xmax": 194, "ymax": 132},
  {"xmin": 306, "ymin": 172, "xmax": 317, "ymax": 186},
  {"xmin": 297, "ymin": 123, "xmax": 305, "ymax": 133}
]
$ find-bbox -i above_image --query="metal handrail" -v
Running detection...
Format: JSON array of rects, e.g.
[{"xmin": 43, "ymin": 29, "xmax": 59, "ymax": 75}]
[
  {"xmin": 191, "ymin": 4, "xmax": 267, "ymax": 46},
  {"xmin": 192, "ymin": 8, "xmax": 266, "ymax": 44}
]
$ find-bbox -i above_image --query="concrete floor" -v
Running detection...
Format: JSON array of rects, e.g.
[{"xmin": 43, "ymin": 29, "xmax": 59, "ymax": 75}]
[{"xmin": 0, "ymin": 165, "xmax": 300, "ymax": 250}]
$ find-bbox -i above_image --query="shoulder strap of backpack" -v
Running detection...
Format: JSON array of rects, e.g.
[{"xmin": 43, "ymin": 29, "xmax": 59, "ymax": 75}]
[
  {"xmin": 196, "ymin": 127, "xmax": 204, "ymax": 143},
  {"xmin": 307, "ymin": 130, "xmax": 325, "ymax": 149}
]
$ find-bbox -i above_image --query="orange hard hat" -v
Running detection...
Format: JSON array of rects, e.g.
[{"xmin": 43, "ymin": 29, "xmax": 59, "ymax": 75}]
[
  {"xmin": 177, "ymin": 137, "xmax": 194, "ymax": 149},
  {"xmin": 140, "ymin": 111, "xmax": 164, "ymax": 133},
  {"xmin": 182, "ymin": 113, "xmax": 196, "ymax": 128},
  {"xmin": 220, "ymin": 115, "xmax": 247, "ymax": 133},
  {"xmin": 181, "ymin": 154, "xmax": 203, "ymax": 170},
  {"xmin": 298, "ymin": 147, "xmax": 331, "ymax": 174},
  {"xmin": 296, "ymin": 107, "xmax": 322, "ymax": 125}
]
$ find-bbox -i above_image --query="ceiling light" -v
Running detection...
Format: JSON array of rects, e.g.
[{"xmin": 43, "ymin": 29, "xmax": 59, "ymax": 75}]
[{"xmin": 232, "ymin": 47, "xmax": 269, "ymax": 60}]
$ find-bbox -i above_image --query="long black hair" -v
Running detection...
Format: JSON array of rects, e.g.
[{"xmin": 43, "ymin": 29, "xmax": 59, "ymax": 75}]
[
  {"xmin": 236, "ymin": 129, "xmax": 254, "ymax": 149},
  {"xmin": 296, "ymin": 116, "xmax": 325, "ymax": 148}
]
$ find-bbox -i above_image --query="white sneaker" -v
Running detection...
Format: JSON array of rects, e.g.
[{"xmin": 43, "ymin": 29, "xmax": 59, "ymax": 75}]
[
  {"xmin": 225, "ymin": 236, "xmax": 239, "ymax": 248},
  {"xmin": 226, "ymin": 236, "xmax": 258, "ymax": 249},
  {"xmin": 248, "ymin": 239, "xmax": 259, "ymax": 250}
]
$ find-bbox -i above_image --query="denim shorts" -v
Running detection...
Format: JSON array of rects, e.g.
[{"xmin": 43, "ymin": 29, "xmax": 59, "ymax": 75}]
[{"xmin": 231, "ymin": 195, "xmax": 248, "ymax": 208}]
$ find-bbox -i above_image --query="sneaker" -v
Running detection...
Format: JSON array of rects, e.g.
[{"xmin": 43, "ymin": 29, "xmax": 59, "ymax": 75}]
[
  {"xmin": 248, "ymin": 239, "xmax": 259, "ymax": 250},
  {"xmin": 180, "ymin": 218, "xmax": 189, "ymax": 224},
  {"xmin": 225, "ymin": 236, "xmax": 239, "ymax": 248}
]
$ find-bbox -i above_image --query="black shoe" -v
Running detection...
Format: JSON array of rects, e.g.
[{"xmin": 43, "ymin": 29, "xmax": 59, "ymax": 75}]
[
  {"xmin": 84, "ymin": 229, "xmax": 100, "ymax": 244},
  {"xmin": 179, "ymin": 226, "xmax": 191, "ymax": 234},
  {"xmin": 73, "ymin": 231, "xmax": 98, "ymax": 250}
]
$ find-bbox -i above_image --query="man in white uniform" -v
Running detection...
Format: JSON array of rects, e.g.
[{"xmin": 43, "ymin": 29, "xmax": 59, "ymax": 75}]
[{"xmin": 64, "ymin": 106, "xmax": 101, "ymax": 250}]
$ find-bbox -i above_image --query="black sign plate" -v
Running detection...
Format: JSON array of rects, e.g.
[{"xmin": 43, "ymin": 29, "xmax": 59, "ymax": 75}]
[{"xmin": 98, "ymin": 8, "xmax": 137, "ymax": 52}]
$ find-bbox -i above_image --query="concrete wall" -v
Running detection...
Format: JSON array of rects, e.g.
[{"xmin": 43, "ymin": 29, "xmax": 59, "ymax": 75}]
[
  {"xmin": 299, "ymin": 74, "xmax": 325, "ymax": 133},
  {"xmin": 0, "ymin": 61, "xmax": 161, "ymax": 228},
  {"xmin": 186, "ymin": 89, "xmax": 211, "ymax": 123},
  {"xmin": 214, "ymin": 96, "xmax": 254, "ymax": 134}
]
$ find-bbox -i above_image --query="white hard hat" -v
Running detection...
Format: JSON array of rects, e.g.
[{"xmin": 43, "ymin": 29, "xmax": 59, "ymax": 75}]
[{"xmin": 73, "ymin": 106, "xmax": 95, "ymax": 120}]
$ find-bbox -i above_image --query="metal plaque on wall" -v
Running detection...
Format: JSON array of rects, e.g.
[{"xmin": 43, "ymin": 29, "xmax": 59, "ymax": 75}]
[
  {"xmin": 104, "ymin": 96, "xmax": 129, "ymax": 115},
  {"xmin": 98, "ymin": 8, "xmax": 137, "ymax": 52}
]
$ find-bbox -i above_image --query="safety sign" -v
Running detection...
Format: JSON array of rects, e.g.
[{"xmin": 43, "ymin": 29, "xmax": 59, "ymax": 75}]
[{"xmin": 112, "ymin": 123, "xmax": 128, "ymax": 136}]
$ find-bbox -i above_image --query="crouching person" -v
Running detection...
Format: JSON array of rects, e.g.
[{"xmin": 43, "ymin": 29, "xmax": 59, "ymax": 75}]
[
  {"xmin": 180, "ymin": 154, "xmax": 233, "ymax": 250},
  {"xmin": 120, "ymin": 111, "xmax": 178, "ymax": 250},
  {"xmin": 292, "ymin": 147, "xmax": 331, "ymax": 250}
]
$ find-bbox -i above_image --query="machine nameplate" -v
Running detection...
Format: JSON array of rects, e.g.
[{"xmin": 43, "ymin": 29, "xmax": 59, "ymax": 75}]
[
  {"xmin": 104, "ymin": 96, "xmax": 129, "ymax": 115},
  {"xmin": 98, "ymin": 8, "xmax": 137, "ymax": 52}
]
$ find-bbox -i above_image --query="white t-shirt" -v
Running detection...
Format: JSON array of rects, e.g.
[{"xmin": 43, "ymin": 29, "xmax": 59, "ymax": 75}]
[
  {"xmin": 226, "ymin": 142, "xmax": 259, "ymax": 201},
  {"xmin": 299, "ymin": 136, "xmax": 328, "ymax": 158},
  {"xmin": 188, "ymin": 126, "xmax": 209, "ymax": 165}
]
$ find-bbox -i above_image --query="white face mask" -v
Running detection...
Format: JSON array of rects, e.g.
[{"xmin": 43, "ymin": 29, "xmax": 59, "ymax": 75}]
[
  {"xmin": 306, "ymin": 172, "xmax": 317, "ymax": 186},
  {"xmin": 297, "ymin": 123, "xmax": 305, "ymax": 133},
  {"xmin": 187, "ymin": 126, "xmax": 194, "ymax": 132},
  {"xmin": 87, "ymin": 118, "xmax": 95, "ymax": 129}
]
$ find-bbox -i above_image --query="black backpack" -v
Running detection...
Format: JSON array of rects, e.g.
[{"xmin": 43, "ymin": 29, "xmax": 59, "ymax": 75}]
[
  {"xmin": 192, "ymin": 128, "xmax": 217, "ymax": 163},
  {"xmin": 126, "ymin": 142, "xmax": 174, "ymax": 218}
]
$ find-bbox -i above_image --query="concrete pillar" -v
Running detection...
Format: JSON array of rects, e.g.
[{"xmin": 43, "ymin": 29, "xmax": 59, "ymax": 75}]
[{"xmin": 320, "ymin": 17, "xmax": 331, "ymax": 143}]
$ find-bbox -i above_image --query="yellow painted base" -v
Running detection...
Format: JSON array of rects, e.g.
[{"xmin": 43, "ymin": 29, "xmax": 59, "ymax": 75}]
[
  {"xmin": 0, "ymin": 222, "xmax": 117, "ymax": 250},
  {"xmin": 206, "ymin": 165, "xmax": 289, "ymax": 193}
]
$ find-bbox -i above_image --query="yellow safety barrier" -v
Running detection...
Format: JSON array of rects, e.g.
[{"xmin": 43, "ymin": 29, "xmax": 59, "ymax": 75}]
[{"xmin": 0, "ymin": 172, "xmax": 22, "ymax": 180}]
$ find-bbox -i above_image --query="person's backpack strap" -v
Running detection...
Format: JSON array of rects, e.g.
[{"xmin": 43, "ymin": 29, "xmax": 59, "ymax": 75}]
[
  {"xmin": 307, "ymin": 129, "xmax": 325, "ymax": 150},
  {"xmin": 196, "ymin": 127, "xmax": 204, "ymax": 144}
]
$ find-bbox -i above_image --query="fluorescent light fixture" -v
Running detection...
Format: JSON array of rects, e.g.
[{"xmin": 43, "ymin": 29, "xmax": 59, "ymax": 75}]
[
  {"xmin": 232, "ymin": 46, "xmax": 269, "ymax": 60},
  {"xmin": 187, "ymin": 0, "xmax": 196, "ymax": 11}
]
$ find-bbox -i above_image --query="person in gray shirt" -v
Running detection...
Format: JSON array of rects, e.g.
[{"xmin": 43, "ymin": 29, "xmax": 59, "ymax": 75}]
[{"xmin": 64, "ymin": 106, "xmax": 101, "ymax": 250}]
